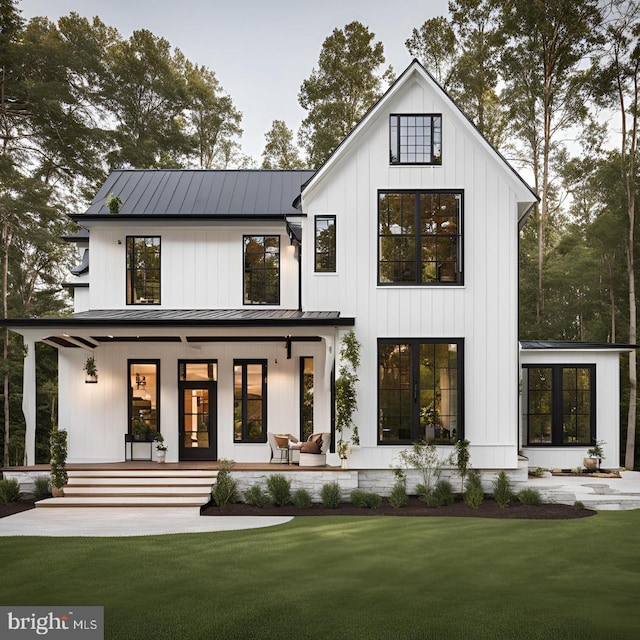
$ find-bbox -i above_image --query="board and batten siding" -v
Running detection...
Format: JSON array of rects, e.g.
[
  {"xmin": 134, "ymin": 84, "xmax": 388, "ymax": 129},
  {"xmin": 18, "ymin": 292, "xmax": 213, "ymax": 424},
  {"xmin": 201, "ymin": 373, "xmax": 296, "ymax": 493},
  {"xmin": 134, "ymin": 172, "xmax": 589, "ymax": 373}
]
[
  {"xmin": 520, "ymin": 349, "xmax": 622, "ymax": 470},
  {"xmin": 302, "ymin": 70, "xmax": 530, "ymax": 469},
  {"xmin": 86, "ymin": 222, "xmax": 299, "ymax": 310}
]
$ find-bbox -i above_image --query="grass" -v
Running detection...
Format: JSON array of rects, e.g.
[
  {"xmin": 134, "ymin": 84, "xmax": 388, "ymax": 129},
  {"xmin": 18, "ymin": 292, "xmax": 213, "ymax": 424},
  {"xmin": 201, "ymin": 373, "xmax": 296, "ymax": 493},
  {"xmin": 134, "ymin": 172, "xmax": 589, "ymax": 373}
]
[{"xmin": 1, "ymin": 511, "xmax": 639, "ymax": 639}]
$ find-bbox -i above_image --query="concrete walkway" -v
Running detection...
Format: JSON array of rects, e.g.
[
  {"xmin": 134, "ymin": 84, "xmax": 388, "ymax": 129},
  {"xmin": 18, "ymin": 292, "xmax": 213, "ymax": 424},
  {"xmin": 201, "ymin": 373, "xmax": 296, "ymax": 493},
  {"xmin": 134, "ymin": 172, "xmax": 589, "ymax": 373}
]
[
  {"xmin": 524, "ymin": 470, "xmax": 640, "ymax": 510},
  {"xmin": 0, "ymin": 507, "xmax": 292, "ymax": 537}
]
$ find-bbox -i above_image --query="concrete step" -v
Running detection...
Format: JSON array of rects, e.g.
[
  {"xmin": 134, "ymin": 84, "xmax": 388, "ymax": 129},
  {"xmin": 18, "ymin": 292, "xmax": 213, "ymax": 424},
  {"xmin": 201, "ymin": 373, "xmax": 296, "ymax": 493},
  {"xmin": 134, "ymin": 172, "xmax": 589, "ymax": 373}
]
[
  {"xmin": 66, "ymin": 470, "xmax": 218, "ymax": 479},
  {"xmin": 63, "ymin": 486, "xmax": 212, "ymax": 498},
  {"xmin": 66, "ymin": 476, "xmax": 216, "ymax": 486},
  {"xmin": 37, "ymin": 496, "xmax": 209, "ymax": 508}
]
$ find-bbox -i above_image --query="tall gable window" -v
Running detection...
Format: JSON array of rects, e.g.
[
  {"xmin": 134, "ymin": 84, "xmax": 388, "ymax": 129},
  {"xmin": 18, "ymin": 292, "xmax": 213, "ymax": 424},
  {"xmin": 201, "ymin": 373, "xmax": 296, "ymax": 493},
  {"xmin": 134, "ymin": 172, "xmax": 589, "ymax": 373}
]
[
  {"xmin": 524, "ymin": 365, "xmax": 595, "ymax": 446},
  {"xmin": 314, "ymin": 216, "xmax": 336, "ymax": 272},
  {"xmin": 126, "ymin": 236, "xmax": 160, "ymax": 305},
  {"xmin": 243, "ymin": 235, "xmax": 280, "ymax": 305},
  {"xmin": 390, "ymin": 114, "xmax": 442, "ymax": 165},
  {"xmin": 378, "ymin": 190, "xmax": 462, "ymax": 285}
]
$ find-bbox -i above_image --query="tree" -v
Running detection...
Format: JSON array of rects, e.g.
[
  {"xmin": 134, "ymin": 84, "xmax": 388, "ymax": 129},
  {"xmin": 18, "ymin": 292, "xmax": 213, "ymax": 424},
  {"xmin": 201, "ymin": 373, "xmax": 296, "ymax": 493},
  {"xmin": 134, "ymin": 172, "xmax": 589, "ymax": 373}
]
[
  {"xmin": 184, "ymin": 62, "xmax": 243, "ymax": 169},
  {"xmin": 298, "ymin": 21, "xmax": 394, "ymax": 167},
  {"xmin": 261, "ymin": 120, "xmax": 304, "ymax": 169},
  {"xmin": 501, "ymin": 0, "xmax": 602, "ymax": 328},
  {"xmin": 590, "ymin": 0, "xmax": 640, "ymax": 469},
  {"xmin": 405, "ymin": 16, "xmax": 457, "ymax": 88}
]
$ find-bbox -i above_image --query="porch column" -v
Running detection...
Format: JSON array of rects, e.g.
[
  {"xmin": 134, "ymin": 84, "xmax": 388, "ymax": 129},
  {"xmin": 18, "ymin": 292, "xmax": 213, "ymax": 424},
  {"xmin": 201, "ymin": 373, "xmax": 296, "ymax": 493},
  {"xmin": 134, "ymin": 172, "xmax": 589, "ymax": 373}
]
[{"xmin": 22, "ymin": 337, "xmax": 37, "ymax": 465}]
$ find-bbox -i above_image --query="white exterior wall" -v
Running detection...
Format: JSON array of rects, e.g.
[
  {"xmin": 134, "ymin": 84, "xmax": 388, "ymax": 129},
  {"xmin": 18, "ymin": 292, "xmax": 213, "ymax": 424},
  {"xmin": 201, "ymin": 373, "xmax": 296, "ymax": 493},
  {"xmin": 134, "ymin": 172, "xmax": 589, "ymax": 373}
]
[
  {"xmin": 520, "ymin": 349, "xmax": 622, "ymax": 470},
  {"xmin": 86, "ymin": 222, "xmax": 298, "ymax": 310},
  {"xmin": 302, "ymin": 72, "xmax": 528, "ymax": 470},
  {"xmin": 58, "ymin": 331, "xmax": 334, "ymax": 464}
]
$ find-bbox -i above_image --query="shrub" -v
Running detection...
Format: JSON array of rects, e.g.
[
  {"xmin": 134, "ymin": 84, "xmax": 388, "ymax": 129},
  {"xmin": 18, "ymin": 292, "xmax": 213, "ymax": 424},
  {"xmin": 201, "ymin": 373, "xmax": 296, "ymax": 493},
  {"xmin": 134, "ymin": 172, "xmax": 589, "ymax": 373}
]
[
  {"xmin": 427, "ymin": 479, "xmax": 455, "ymax": 507},
  {"xmin": 212, "ymin": 459, "xmax": 238, "ymax": 508},
  {"xmin": 518, "ymin": 488, "xmax": 542, "ymax": 506},
  {"xmin": 464, "ymin": 469, "xmax": 484, "ymax": 509},
  {"xmin": 33, "ymin": 476, "xmax": 51, "ymax": 501},
  {"xmin": 492, "ymin": 470, "xmax": 514, "ymax": 508},
  {"xmin": 50, "ymin": 429, "xmax": 68, "ymax": 491},
  {"xmin": 454, "ymin": 439, "xmax": 471, "ymax": 493},
  {"xmin": 243, "ymin": 484, "xmax": 270, "ymax": 507},
  {"xmin": 0, "ymin": 479, "xmax": 21, "ymax": 503},
  {"xmin": 320, "ymin": 481, "xmax": 341, "ymax": 508},
  {"xmin": 293, "ymin": 488, "xmax": 313, "ymax": 508},
  {"xmin": 266, "ymin": 474, "xmax": 291, "ymax": 506},
  {"xmin": 397, "ymin": 439, "xmax": 451, "ymax": 499},
  {"xmin": 388, "ymin": 480, "xmax": 408, "ymax": 508},
  {"xmin": 350, "ymin": 489, "xmax": 382, "ymax": 509},
  {"xmin": 574, "ymin": 500, "xmax": 585, "ymax": 511}
]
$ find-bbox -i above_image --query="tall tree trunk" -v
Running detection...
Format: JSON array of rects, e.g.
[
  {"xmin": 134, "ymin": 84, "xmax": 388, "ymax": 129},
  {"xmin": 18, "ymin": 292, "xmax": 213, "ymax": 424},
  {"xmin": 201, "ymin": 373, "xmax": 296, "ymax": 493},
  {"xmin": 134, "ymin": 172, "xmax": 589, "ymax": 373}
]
[{"xmin": 2, "ymin": 223, "xmax": 12, "ymax": 467}]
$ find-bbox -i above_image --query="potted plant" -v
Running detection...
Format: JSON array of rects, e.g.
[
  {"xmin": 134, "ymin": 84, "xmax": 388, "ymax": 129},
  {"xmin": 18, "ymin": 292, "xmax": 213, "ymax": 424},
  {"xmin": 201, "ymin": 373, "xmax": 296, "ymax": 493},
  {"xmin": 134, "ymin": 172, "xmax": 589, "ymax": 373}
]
[
  {"xmin": 132, "ymin": 417, "xmax": 154, "ymax": 441},
  {"xmin": 105, "ymin": 192, "xmax": 122, "ymax": 214},
  {"xmin": 154, "ymin": 433, "xmax": 167, "ymax": 463},
  {"xmin": 83, "ymin": 355, "xmax": 98, "ymax": 383},
  {"xmin": 50, "ymin": 428, "xmax": 68, "ymax": 497},
  {"xmin": 584, "ymin": 440, "xmax": 605, "ymax": 472}
]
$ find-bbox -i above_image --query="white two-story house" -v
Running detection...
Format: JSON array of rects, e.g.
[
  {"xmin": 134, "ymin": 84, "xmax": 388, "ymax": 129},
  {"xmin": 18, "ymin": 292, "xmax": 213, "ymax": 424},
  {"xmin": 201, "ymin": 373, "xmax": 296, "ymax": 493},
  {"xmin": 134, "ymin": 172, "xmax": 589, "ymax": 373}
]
[{"xmin": 5, "ymin": 60, "xmax": 628, "ymax": 471}]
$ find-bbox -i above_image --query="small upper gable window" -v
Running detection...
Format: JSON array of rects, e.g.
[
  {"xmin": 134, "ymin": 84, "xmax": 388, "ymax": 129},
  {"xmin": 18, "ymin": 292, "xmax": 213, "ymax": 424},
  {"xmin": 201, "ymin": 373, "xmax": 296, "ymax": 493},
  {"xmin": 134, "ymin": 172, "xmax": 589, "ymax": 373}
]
[{"xmin": 390, "ymin": 114, "xmax": 442, "ymax": 165}]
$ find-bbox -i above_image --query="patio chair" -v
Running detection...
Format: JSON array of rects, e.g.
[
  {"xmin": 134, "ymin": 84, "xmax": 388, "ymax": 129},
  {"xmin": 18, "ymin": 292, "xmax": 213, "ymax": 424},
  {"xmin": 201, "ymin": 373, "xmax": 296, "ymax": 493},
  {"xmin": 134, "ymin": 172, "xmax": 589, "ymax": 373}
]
[
  {"xmin": 267, "ymin": 433, "xmax": 298, "ymax": 463},
  {"xmin": 297, "ymin": 432, "xmax": 331, "ymax": 467}
]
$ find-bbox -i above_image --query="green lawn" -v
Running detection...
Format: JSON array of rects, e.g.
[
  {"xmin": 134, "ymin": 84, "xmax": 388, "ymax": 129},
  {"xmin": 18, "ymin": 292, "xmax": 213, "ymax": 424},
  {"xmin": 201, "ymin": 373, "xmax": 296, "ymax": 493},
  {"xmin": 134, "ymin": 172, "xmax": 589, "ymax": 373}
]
[{"xmin": 1, "ymin": 512, "xmax": 639, "ymax": 640}]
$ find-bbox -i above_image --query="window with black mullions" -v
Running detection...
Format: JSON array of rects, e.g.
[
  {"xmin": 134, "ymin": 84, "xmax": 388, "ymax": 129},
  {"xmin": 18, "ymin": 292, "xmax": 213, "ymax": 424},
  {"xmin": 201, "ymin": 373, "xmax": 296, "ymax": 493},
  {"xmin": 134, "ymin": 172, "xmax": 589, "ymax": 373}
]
[
  {"xmin": 378, "ymin": 191, "xmax": 462, "ymax": 285},
  {"xmin": 243, "ymin": 235, "xmax": 280, "ymax": 304},
  {"xmin": 390, "ymin": 114, "xmax": 442, "ymax": 165},
  {"xmin": 234, "ymin": 360, "xmax": 267, "ymax": 442},
  {"xmin": 314, "ymin": 216, "xmax": 336, "ymax": 272},
  {"xmin": 126, "ymin": 236, "xmax": 161, "ymax": 304}
]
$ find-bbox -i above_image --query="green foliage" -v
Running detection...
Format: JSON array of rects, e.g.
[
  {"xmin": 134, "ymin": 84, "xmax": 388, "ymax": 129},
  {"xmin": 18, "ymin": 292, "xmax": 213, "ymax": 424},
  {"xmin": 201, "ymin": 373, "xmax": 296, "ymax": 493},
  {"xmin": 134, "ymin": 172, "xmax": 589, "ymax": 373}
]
[
  {"xmin": 388, "ymin": 477, "xmax": 408, "ymax": 509},
  {"xmin": 49, "ymin": 429, "xmax": 68, "ymax": 490},
  {"xmin": 243, "ymin": 484, "xmax": 270, "ymax": 507},
  {"xmin": 298, "ymin": 21, "xmax": 394, "ymax": 167},
  {"xmin": 32, "ymin": 476, "xmax": 51, "ymax": 501},
  {"xmin": 320, "ymin": 481, "xmax": 341, "ymax": 508},
  {"xmin": 336, "ymin": 330, "xmax": 361, "ymax": 459},
  {"xmin": 261, "ymin": 120, "xmax": 304, "ymax": 169},
  {"xmin": 492, "ymin": 471, "xmax": 514, "ymax": 508},
  {"xmin": 349, "ymin": 489, "xmax": 382, "ymax": 509},
  {"xmin": 428, "ymin": 479, "xmax": 456, "ymax": 507},
  {"xmin": 397, "ymin": 439, "xmax": 451, "ymax": 500},
  {"xmin": 0, "ymin": 478, "xmax": 21, "ymax": 503},
  {"xmin": 518, "ymin": 488, "xmax": 542, "ymax": 506},
  {"xmin": 574, "ymin": 500, "xmax": 585, "ymax": 511},
  {"xmin": 454, "ymin": 439, "xmax": 471, "ymax": 493},
  {"xmin": 293, "ymin": 488, "xmax": 313, "ymax": 508},
  {"xmin": 266, "ymin": 474, "xmax": 291, "ymax": 506},
  {"xmin": 405, "ymin": 16, "xmax": 457, "ymax": 87},
  {"xmin": 212, "ymin": 460, "xmax": 238, "ymax": 508},
  {"xmin": 464, "ymin": 469, "xmax": 485, "ymax": 509}
]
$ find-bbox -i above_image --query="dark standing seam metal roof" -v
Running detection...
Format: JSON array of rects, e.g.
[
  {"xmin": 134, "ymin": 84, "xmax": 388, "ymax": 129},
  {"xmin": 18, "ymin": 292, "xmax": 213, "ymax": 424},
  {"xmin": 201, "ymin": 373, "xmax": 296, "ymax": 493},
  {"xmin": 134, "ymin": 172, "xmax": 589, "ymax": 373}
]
[
  {"xmin": 520, "ymin": 341, "xmax": 636, "ymax": 350},
  {"xmin": 79, "ymin": 169, "xmax": 315, "ymax": 217}
]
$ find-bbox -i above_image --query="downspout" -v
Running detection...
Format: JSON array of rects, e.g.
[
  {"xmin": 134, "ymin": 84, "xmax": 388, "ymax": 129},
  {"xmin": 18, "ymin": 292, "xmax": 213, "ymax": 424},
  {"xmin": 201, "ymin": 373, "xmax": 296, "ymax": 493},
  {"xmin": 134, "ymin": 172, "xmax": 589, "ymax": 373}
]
[{"xmin": 297, "ymin": 242, "xmax": 302, "ymax": 312}]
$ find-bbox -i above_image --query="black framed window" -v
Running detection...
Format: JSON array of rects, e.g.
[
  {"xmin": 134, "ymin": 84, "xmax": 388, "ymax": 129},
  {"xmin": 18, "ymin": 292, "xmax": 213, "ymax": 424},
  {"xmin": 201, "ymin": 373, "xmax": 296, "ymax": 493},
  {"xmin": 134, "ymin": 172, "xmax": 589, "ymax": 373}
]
[
  {"xmin": 128, "ymin": 360, "xmax": 160, "ymax": 435},
  {"xmin": 524, "ymin": 365, "xmax": 595, "ymax": 446},
  {"xmin": 390, "ymin": 114, "xmax": 442, "ymax": 165},
  {"xmin": 378, "ymin": 190, "xmax": 462, "ymax": 285},
  {"xmin": 378, "ymin": 339, "xmax": 463, "ymax": 444},
  {"xmin": 126, "ymin": 236, "xmax": 160, "ymax": 304},
  {"xmin": 234, "ymin": 360, "xmax": 267, "ymax": 442},
  {"xmin": 300, "ymin": 357, "xmax": 314, "ymax": 441},
  {"xmin": 314, "ymin": 216, "xmax": 336, "ymax": 272},
  {"xmin": 243, "ymin": 235, "xmax": 280, "ymax": 305}
]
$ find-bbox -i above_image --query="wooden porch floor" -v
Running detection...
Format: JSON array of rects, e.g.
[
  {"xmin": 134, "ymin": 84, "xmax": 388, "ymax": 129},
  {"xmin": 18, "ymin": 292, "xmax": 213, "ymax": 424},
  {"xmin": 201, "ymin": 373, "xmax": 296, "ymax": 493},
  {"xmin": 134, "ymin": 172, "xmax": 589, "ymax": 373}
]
[{"xmin": 3, "ymin": 462, "xmax": 348, "ymax": 473}]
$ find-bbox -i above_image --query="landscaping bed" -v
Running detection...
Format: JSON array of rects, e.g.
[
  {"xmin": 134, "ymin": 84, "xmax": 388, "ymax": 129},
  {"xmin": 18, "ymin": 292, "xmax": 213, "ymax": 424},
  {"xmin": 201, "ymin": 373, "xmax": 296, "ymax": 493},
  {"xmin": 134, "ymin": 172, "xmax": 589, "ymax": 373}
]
[
  {"xmin": 201, "ymin": 496, "xmax": 595, "ymax": 520},
  {"xmin": 0, "ymin": 499, "xmax": 36, "ymax": 519}
]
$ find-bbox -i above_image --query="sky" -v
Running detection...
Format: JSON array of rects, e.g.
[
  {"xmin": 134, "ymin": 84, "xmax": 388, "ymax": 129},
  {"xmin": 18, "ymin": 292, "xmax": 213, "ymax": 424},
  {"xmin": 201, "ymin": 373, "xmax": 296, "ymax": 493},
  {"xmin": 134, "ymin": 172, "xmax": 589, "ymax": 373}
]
[{"xmin": 19, "ymin": 0, "xmax": 450, "ymax": 163}]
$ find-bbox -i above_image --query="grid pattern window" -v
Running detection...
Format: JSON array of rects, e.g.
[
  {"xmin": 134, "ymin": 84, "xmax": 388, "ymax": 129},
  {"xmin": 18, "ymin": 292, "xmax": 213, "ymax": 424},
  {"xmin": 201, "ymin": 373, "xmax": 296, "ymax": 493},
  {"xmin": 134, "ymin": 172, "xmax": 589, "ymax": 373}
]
[
  {"xmin": 300, "ymin": 357, "xmax": 314, "ymax": 441},
  {"xmin": 378, "ymin": 191, "xmax": 462, "ymax": 285},
  {"xmin": 378, "ymin": 339, "xmax": 463, "ymax": 444},
  {"xmin": 525, "ymin": 365, "xmax": 595, "ymax": 446},
  {"xmin": 243, "ymin": 236, "xmax": 280, "ymax": 305},
  {"xmin": 390, "ymin": 114, "xmax": 442, "ymax": 165},
  {"xmin": 128, "ymin": 361, "xmax": 160, "ymax": 436},
  {"xmin": 234, "ymin": 360, "xmax": 267, "ymax": 442},
  {"xmin": 314, "ymin": 216, "xmax": 336, "ymax": 272},
  {"xmin": 126, "ymin": 237, "xmax": 160, "ymax": 304}
]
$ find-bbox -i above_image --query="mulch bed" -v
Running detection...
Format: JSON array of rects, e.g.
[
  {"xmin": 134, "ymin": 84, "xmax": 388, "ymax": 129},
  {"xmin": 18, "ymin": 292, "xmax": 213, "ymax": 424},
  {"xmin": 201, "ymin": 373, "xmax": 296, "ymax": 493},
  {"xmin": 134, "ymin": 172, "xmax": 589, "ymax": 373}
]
[
  {"xmin": 201, "ymin": 496, "xmax": 595, "ymax": 520},
  {"xmin": 0, "ymin": 500, "xmax": 36, "ymax": 519}
]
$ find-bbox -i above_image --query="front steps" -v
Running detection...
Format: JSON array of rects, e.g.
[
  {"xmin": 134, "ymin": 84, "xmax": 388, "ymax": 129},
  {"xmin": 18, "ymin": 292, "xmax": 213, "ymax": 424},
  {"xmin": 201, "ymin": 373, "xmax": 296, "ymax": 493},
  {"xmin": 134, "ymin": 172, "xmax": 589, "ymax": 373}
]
[{"xmin": 37, "ymin": 469, "xmax": 217, "ymax": 508}]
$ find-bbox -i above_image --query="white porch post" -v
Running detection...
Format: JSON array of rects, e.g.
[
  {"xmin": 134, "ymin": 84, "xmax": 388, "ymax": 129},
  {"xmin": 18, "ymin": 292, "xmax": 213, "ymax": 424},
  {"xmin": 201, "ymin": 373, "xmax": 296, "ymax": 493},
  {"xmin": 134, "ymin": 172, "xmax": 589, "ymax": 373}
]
[{"xmin": 22, "ymin": 337, "xmax": 37, "ymax": 466}]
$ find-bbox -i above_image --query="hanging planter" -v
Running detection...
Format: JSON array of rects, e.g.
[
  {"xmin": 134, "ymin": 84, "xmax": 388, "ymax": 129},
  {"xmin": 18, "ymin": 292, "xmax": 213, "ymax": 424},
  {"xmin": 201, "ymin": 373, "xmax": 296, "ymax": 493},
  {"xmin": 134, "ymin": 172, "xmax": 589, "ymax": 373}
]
[{"xmin": 83, "ymin": 355, "xmax": 98, "ymax": 383}]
